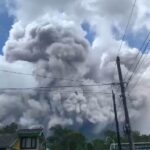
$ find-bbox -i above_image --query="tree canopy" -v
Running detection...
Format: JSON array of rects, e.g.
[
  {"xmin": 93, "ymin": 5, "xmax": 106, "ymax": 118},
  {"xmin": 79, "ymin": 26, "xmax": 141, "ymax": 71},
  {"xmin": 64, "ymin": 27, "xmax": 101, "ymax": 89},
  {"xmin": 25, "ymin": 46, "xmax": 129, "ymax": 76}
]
[
  {"xmin": 0, "ymin": 122, "xmax": 18, "ymax": 133},
  {"xmin": 47, "ymin": 125, "xmax": 150, "ymax": 150},
  {"xmin": 1, "ymin": 123, "xmax": 150, "ymax": 150}
]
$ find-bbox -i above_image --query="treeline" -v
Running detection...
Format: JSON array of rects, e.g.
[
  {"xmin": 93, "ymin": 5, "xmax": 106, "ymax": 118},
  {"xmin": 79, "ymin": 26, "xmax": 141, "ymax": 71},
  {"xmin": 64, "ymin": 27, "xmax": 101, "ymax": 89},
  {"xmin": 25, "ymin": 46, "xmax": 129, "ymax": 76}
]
[
  {"xmin": 46, "ymin": 126, "xmax": 150, "ymax": 150},
  {"xmin": 1, "ymin": 123, "xmax": 150, "ymax": 150},
  {"xmin": 0, "ymin": 122, "xmax": 18, "ymax": 133},
  {"xmin": 47, "ymin": 125, "xmax": 106, "ymax": 150}
]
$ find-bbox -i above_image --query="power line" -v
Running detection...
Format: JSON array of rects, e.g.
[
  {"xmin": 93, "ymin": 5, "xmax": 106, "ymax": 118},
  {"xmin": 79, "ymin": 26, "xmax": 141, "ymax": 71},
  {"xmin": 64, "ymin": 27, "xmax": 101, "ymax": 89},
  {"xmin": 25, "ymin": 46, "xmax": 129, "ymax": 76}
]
[
  {"xmin": 0, "ymin": 88, "xmax": 112, "ymax": 95},
  {"xmin": 0, "ymin": 82, "xmax": 116, "ymax": 90},
  {"xmin": 123, "ymin": 31, "xmax": 150, "ymax": 82},
  {"xmin": 112, "ymin": 0, "xmax": 137, "ymax": 84},
  {"xmin": 129, "ymin": 61, "xmax": 150, "ymax": 92},
  {"xmin": 117, "ymin": 0, "xmax": 137, "ymax": 56},
  {"xmin": 0, "ymin": 68, "xmax": 121, "ymax": 89},
  {"xmin": 0, "ymin": 69, "xmax": 85, "ymax": 83},
  {"xmin": 0, "ymin": 81, "xmax": 116, "ymax": 95},
  {"xmin": 0, "ymin": 69, "xmax": 120, "ymax": 86},
  {"xmin": 125, "ymin": 39, "xmax": 150, "ymax": 89}
]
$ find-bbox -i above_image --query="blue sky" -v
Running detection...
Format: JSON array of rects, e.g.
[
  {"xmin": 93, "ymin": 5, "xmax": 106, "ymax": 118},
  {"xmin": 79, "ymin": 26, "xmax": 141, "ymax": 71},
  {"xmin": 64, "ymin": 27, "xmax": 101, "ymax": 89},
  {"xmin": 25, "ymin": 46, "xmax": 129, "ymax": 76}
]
[
  {"xmin": 81, "ymin": 22, "xmax": 96, "ymax": 45},
  {"xmin": 112, "ymin": 25, "xmax": 149, "ymax": 51},
  {"xmin": 82, "ymin": 21, "xmax": 148, "ymax": 51},
  {"xmin": 0, "ymin": 10, "xmax": 14, "ymax": 55},
  {"xmin": 126, "ymin": 28, "xmax": 149, "ymax": 50}
]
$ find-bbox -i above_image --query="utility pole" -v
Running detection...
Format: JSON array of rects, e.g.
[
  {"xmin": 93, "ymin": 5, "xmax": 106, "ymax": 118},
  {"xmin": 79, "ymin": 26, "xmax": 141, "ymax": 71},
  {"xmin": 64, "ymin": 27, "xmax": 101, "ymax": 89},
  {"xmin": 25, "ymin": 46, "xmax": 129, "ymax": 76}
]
[
  {"xmin": 112, "ymin": 90, "xmax": 122, "ymax": 150},
  {"xmin": 116, "ymin": 56, "xmax": 134, "ymax": 150}
]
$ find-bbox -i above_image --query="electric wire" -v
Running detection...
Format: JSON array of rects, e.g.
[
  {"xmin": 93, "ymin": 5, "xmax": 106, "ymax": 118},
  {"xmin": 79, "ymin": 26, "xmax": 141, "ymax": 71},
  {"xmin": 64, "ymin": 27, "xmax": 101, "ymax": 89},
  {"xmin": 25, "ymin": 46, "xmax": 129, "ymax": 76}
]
[
  {"xmin": 0, "ymin": 69, "xmax": 85, "ymax": 83},
  {"xmin": 117, "ymin": 0, "xmax": 137, "ymax": 56},
  {"xmin": 111, "ymin": 0, "xmax": 137, "ymax": 88},
  {"xmin": 125, "ymin": 39, "xmax": 150, "ymax": 89},
  {"xmin": 123, "ymin": 31, "xmax": 150, "ymax": 83},
  {"xmin": 0, "ymin": 82, "xmax": 116, "ymax": 91},
  {"xmin": 0, "ymin": 88, "xmax": 112, "ymax": 95},
  {"xmin": 129, "ymin": 59, "xmax": 150, "ymax": 92},
  {"xmin": 0, "ymin": 69, "xmax": 120, "ymax": 86}
]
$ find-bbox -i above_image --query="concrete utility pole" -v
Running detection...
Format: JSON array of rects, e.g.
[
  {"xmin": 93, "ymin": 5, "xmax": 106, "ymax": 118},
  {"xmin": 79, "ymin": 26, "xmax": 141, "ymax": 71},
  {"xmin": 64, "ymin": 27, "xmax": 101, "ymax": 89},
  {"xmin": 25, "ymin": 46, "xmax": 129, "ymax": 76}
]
[
  {"xmin": 112, "ymin": 90, "xmax": 122, "ymax": 150},
  {"xmin": 116, "ymin": 56, "xmax": 135, "ymax": 150}
]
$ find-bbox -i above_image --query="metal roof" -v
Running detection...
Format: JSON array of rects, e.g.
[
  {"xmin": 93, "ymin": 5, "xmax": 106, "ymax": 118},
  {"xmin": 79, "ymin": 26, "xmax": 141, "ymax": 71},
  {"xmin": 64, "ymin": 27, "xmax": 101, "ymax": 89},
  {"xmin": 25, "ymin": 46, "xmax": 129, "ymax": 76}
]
[
  {"xmin": 17, "ymin": 128, "xmax": 43, "ymax": 137},
  {"xmin": 0, "ymin": 134, "xmax": 17, "ymax": 148}
]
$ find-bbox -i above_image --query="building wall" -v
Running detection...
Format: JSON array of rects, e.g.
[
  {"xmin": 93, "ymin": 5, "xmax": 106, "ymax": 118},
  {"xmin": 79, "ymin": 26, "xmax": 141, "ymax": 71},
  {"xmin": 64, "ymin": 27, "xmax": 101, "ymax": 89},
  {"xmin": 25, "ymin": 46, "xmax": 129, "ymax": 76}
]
[
  {"xmin": 12, "ymin": 139, "xmax": 20, "ymax": 150},
  {"xmin": 20, "ymin": 138, "xmax": 42, "ymax": 150},
  {"xmin": 38, "ymin": 137, "xmax": 46, "ymax": 150},
  {"xmin": 12, "ymin": 136, "xmax": 46, "ymax": 150}
]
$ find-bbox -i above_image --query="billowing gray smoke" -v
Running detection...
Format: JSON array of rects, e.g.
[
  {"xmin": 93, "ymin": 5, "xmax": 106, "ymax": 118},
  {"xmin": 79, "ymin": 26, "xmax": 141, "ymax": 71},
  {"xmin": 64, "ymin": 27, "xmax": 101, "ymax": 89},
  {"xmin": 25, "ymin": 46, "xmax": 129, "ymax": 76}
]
[
  {"xmin": 1, "ymin": 18, "xmax": 149, "ymax": 134},
  {"xmin": 1, "ymin": 0, "xmax": 150, "ymax": 135},
  {"xmin": 1, "ymin": 21, "xmax": 116, "ymax": 133}
]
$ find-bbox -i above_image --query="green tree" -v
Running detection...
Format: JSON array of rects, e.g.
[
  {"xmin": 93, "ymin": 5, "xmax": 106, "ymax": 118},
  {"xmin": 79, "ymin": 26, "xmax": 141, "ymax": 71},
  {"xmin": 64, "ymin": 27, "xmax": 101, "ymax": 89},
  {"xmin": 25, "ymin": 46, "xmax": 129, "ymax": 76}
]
[
  {"xmin": 47, "ymin": 125, "xmax": 87, "ymax": 150},
  {"xmin": 92, "ymin": 139, "xmax": 106, "ymax": 150},
  {"xmin": 47, "ymin": 125, "xmax": 150, "ymax": 150},
  {"xmin": 0, "ymin": 122, "xmax": 18, "ymax": 133},
  {"xmin": 86, "ymin": 142, "xmax": 94, "ymax": 150}
]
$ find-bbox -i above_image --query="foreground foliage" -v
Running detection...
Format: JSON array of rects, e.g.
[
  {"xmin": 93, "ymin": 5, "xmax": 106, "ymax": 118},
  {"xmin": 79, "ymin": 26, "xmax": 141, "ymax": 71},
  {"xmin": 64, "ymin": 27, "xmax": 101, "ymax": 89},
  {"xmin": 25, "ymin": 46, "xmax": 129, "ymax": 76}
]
[
  {"xmin": 1, "ymin": 123, "xmax": 150, "ymax": 150},
  {"xmin": 47, "ymin": 126, "xmax": 150, "ymax": 150}
]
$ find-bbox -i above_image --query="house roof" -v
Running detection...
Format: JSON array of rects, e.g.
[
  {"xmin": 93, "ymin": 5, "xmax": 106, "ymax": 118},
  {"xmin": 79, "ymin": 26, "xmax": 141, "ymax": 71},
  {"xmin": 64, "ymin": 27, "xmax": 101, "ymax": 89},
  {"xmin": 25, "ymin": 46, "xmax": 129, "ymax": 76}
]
[
  {"xmin": 0, "ymin": 134, "xmax": 17, "ymax": 148},
  {"xmin": 17, "ymin": 128, "xmax": 43, "ymax": 137}
]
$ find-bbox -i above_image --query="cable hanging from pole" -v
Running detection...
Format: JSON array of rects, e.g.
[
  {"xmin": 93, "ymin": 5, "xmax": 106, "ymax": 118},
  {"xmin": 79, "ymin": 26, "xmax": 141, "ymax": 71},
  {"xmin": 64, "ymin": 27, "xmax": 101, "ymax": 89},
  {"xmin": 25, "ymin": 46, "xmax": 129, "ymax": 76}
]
[
  {"xmin": 111, "ymin": 0, "xmax": 137, "ymax": 85},
  {"xmin": 125, "ymin": 39, "xmax": 150, "ymax": 90},
  {"xmin": 116, "ymin": 56, "xmax": 135, "ymax": 150},
  {"xmin": 123, "ymin": 31, "xmax": 150, "ymax": 82}
]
